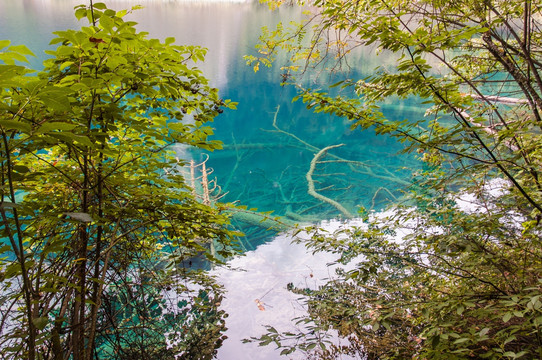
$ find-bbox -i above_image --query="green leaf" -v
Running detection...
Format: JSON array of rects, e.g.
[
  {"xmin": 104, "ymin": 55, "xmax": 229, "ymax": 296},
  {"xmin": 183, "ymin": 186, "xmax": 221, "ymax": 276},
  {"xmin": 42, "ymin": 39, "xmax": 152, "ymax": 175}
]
[
  {"xmin": 453, "ymin": 337, "xmax": 470, "ymax": 344},
  {"xmin": 99, "ymin": 15, "xmax": 115, "ymax": 32},
  {"xmin": 280, "ymin": 348, "xmax": 292, "ymax": 355},
  {"xmin": 0, "ymin": 202, "xmax": 20, "ymax": 209},
  {"xmin": 0, "ymin": 119, "xmax": 31, "ymax": 132},
  {"xmin": 92, "ymin": 2, "xmax": 107, "ymax": 10},
  {"xmin": 37, "ymin": 87, "xmax": 72, "ymax": 112},
  {"xmin": 59, "ymin": 61, "xmax": 74, "ymax": 71},
  {"xmin": 0, "ymin": 64, "xmax": 26, "ymax": 82},
  {"xmin": 9, "ymin": 44, "xmax": 35, "ymax": 57},
  {"xmin": 36, "ymin": 122, "xmax": 78, "ymax": 134},
  {"xmin": 503, "ymin": 312, "xmax": 513, "ymax": 323},
  {"xmin": 0, "ymin": 39, "xmax": 10, "ymax": 50},
  {"xmin": 12, "ymin": 165, "xmax": 30, "ymax": 173},
  {"xmin": 32, "ymin": 317, "xmax": 49, "ymax": 330},
  {"xmin": 504, "ymin": 335, "xmax": 517, "ymax": 345},
  {"xmin": 74, "ymin": 8, "xmax": 87, "ymax": 20}
]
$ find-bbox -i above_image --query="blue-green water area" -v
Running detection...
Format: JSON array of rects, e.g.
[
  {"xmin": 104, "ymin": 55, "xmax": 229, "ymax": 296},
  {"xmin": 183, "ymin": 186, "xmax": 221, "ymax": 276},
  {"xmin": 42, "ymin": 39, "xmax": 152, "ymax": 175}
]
[
  {"xmin": 198, "ymin": 75, "xmax": 422, "ymax": 246},
  {"xmin": 0, "ymin": 0, "xmax": 423, "ymax": 248}
]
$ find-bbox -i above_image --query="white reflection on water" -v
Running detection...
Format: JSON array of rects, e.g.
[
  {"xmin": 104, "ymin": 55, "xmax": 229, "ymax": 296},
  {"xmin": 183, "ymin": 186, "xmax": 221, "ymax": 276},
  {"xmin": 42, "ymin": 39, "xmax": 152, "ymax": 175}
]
[{"xmin": 213, "ymin": 220, "xmax": 365, "ymax": 360}]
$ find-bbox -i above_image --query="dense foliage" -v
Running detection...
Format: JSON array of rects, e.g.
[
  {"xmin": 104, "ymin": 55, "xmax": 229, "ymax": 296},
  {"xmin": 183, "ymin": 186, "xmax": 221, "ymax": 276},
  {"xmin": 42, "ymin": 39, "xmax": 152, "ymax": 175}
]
[
  {"xmin": 249, "ymin": 0, "xmax": 542, "ymax": 358},
  {"xmin": 0, "ymin": 3, "xmax": 237, "ymax": 360}
]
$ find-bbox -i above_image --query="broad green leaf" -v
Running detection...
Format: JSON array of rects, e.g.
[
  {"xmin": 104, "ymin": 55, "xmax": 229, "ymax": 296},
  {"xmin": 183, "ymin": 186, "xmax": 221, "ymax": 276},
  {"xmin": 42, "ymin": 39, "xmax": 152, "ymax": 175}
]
[
  {"xmin": 0, "ymin": 64, "xmax": 26, "ymax": 82},
  {"xmin": 49, "ymin": 132, "xmax": 93, "ymax": 147},
  {"xmin": 9, "ymin": 44, "xmax": 35, "ymax": 57},
  {"xmin": 37, "ymin": 87, "xmax": 72, "ymax": 112},
  {"xmin": 0, "ymin": 119, "xmax": 32, "ymax": 132},
  {"xmin": 99, "ymin": 15, "xmax": 115, "ymax": 32},
  {"xmin": 12, "ymin": 165, "xmax": 30, "ymax": 173},
  {"xmin": 0, "ymin": 202, "xmax": 20, "ymax": 209},
  {"xmin": 503, "ymin": 312, "xmax": 513, "ymax": 323},
  {"xmin": 0, "ymin": 39, "xmax": 10, "ymax": 50},
  {"xmin": 453, "ymin": 337, "xmax": 470, "ymax": 344},
  {"xmin": 32, "ymin": 317, "xmax": 49, "ymax": 331},
  {"xmin": 36, "ymin": 122, "xmax": 78, "ymax": 134},
  {"xmin": 92, "ymin": 2, "xmax": 107, "ymax": 10},
  {"xmin": 0, "ymin": 51, "xmax": 29, "ymax": 64},
  {"xmin": 59, "ymin": 61, "xmax": 74, "ymax": 71},
  {"xmin": 74, "ymin": 8, "xmax": 87, "ymax": 21}
]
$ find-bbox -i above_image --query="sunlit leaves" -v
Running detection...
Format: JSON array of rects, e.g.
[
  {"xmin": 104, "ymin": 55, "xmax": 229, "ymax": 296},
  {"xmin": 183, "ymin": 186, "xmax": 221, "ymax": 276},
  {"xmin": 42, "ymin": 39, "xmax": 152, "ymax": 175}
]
[{"xmin": 0, "ymin": 41, "xmax": 35, "ymax": 65}]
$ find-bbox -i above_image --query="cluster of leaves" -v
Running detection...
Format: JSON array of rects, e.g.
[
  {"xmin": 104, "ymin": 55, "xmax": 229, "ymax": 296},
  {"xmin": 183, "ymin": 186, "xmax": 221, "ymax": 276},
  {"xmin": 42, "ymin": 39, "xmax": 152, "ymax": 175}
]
[
  {"xmin": 289, "ymin": 184, "xmax": 542, "ymax": 359},
  {"xmin": 0, "ymin": 3, "xmax": 238, "ymax": 360},
  {"xmin": 249, "ymin": 0, "xmax": 542, "ymax": 358}
]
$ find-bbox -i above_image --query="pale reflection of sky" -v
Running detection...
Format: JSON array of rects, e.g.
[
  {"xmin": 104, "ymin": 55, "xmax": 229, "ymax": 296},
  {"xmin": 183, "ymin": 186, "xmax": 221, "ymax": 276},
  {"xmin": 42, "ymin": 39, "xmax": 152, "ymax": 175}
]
[{"xmin": 213, "ymin": 220, "xmax": 364, "ymax": 360}]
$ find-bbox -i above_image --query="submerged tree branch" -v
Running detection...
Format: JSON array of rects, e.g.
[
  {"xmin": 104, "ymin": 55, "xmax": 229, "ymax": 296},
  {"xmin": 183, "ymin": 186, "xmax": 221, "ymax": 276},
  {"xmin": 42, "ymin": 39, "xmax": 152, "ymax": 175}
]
[{"xmin": 306, "ymin": 144, "xmax": 354, "ymax": 218}]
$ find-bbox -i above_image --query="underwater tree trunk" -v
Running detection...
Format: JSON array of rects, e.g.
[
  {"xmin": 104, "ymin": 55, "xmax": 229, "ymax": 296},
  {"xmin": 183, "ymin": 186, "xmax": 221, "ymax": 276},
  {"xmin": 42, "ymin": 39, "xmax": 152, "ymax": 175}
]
[{"xmin": 306, "ymin": 144, "xmax": 354, "ymax": 218}]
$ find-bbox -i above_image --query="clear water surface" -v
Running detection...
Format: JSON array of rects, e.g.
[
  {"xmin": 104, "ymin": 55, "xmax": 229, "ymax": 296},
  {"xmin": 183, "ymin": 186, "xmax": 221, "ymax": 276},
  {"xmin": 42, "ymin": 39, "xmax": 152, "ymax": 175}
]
[{"xmin": 0, "ymin": 0, "xmax": 422, "ymax": 248}]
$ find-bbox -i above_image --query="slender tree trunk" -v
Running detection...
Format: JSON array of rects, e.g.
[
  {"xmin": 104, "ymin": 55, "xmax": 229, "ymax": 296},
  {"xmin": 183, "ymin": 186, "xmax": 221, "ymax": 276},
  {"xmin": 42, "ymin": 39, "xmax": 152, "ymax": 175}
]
[{"xmin": 1, "ymin": 131, "xmax": 37, "ymax": 360}]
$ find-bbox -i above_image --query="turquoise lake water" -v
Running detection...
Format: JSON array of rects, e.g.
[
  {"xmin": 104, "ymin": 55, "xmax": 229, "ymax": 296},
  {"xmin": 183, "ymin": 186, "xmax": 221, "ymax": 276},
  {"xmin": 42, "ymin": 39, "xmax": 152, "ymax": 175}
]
[{"xmin": 0, "ymin": 0, "xmax": 422, "ymax": 247}]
